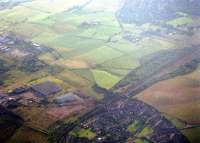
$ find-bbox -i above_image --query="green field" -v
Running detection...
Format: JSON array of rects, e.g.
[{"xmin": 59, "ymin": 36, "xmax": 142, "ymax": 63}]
[
  {"xmin": 92, "ymin": 69, "xmax": 121, "ymax": 89},
  {"xmin": 127, "ymin": 120, "xmax": 142, "ymax": 133},
  {"xmin": 70, "ymin": 128, "xmax": 96, "ymax": 139},
  {"xmin": 0, "ymin": 0, "xmax": 184, "ymax": 93},
  {"xmin": 167, "ymin": 16, "xmax": 193, "ymax": 27}
]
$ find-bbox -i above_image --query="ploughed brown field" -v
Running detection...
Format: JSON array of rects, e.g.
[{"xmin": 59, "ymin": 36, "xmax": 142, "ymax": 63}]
[{"xmin": 137, "ymin": 66, "xmax": 200, "ymax": 124}]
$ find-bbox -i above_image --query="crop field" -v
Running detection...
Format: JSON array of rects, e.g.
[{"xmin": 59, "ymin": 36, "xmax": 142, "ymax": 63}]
[
  {"xmin": 7, "ymin": 126, "xmax": 48, "ymax": 143},
  {"xmin": 137, "ymin": 65, "xmax": 200, "ymax": 124},
  {"xmin": 137, "ymin": 65, "xmax": 200, "ymax": 142},
  {"xmin": 167, "ymin": 16, "xmax": 194, "ymax": 27},
  {"xmin": 69, "ymin": 128, "xmax": 96, "ymax": 139},
  {"xmin": 0, "ymin": 0, "xmax": 181, "ymax": 93},
  {"xmin": 0, "ymin": 4, "xmax": 135, "ymax": 91}
]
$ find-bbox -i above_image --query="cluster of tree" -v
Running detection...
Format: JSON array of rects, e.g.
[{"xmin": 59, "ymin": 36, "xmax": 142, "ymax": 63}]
[
  {"xmin": 113, "ymin": 47, "xmax": 200, "ymax": 96},
  {"xmin": 0, "ymin": 59, "xmax": 9, "ymax": 85},
  {"xmin": 20, "ymin": 57, "xmax": 46, "ymax": 73},
  {"xmin": 0, "ymin": 59, "xmax": 8, "ymax": 74}
]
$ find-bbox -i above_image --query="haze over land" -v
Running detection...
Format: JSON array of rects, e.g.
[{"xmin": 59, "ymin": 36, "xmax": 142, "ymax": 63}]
[{"xmin": 0, "ymin": 0, "xmax": 200, "ymax": 143}]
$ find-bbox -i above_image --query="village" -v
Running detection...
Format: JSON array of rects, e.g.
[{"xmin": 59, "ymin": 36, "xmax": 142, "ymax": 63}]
[{"xmin": 65, "ymin": 97, "xmax": 189, "ymax": 143}]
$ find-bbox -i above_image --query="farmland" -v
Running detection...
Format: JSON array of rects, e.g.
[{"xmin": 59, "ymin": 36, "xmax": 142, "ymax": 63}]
[
  {"xmin": 0, "ymin": 0, "xmax": 200, "ymax": 143},
  {"xmin": 137, "ymin": 65, "xmax": 200, "ymax": 143}
]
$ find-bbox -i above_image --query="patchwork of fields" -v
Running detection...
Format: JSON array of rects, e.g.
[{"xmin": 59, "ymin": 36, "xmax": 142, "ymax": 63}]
[
  {"xmin": 0, "ymin": 0, "xmax": 200, "ymax": 143},
  {"xmin": 0, "ymin": 0, "xmax": 181, "ymax": 92}
]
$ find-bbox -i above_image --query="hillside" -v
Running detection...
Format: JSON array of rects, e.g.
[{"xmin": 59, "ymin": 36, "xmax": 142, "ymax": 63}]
[{"xmin": 117, "ymin": 0, "xmax": 200, "ymax": 24}]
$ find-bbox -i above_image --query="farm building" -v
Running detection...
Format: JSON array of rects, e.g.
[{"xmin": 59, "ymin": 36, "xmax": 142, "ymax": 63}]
[
  {"xmin": 31, "ymin": 81, "xmax": 61, "ymax": 97},
  {"xmin": 54, "ymin": 92, "xmax": 81, "ymax": 104}
]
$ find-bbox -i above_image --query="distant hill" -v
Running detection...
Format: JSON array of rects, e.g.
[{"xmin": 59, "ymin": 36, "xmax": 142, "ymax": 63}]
[
  {"xmin": 0, "ymin": 0, "xmax": 31, "ymax": 10},
  {"xmin": 117, "ymin": 0, "xmax": 200, "ymax": 24}
]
